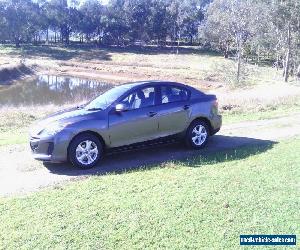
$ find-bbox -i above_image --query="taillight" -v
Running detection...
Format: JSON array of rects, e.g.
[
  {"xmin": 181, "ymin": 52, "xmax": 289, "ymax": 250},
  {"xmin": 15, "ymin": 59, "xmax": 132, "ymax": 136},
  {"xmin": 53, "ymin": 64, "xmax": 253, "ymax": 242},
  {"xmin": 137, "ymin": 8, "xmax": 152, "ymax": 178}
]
[
  {"xmin": 212, "ymin": 99, "xmax": 219, "ymax": 114},
  {"xmin": 213, "ymin": 100, "xmax": 219, "ymax": 109}
]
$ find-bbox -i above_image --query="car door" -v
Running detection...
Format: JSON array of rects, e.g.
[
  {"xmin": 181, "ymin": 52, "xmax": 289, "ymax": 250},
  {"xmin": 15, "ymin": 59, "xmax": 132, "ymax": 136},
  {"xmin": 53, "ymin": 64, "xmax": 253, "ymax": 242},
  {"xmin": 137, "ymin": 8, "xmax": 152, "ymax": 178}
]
[
  {"xmin": 108, "ymin": 86, "xmax": 160, "ymax": 147},
  {"xmin": 156, "ymin": 85, "xmax": 190, "ymax": 137}
]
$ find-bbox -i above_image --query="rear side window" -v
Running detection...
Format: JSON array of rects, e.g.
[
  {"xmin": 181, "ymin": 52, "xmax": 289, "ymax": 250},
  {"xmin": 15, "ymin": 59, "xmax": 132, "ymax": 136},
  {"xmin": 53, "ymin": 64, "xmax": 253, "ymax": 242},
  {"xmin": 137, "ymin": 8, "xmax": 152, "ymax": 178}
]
[{"xmin": 161, "ymin": 86, "xmax": 189, "ymax": 104}]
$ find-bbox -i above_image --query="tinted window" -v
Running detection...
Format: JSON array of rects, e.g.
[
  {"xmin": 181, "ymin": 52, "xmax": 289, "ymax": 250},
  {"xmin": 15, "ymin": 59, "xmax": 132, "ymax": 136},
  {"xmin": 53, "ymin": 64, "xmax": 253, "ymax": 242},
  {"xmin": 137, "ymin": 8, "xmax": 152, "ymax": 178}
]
[
  {"xmin": 121, "ymin": 87, "xmax": 155, "ymax": 110},
  {"xmin": 161, "ymin": 86, "xmax": 189, "ymax": 104}
]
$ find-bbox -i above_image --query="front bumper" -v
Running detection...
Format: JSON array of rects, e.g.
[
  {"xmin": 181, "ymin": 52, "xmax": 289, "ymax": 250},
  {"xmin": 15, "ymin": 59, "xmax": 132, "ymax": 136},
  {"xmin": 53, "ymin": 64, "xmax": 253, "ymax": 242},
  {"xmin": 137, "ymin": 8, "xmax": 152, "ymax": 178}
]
[
  {"xmin": 30, "ymin": 137, "xmax": 54, "ymax": 161},
  {"xmin": 29, "ymin": 132, "xmax": 71, "ymax": 163}
]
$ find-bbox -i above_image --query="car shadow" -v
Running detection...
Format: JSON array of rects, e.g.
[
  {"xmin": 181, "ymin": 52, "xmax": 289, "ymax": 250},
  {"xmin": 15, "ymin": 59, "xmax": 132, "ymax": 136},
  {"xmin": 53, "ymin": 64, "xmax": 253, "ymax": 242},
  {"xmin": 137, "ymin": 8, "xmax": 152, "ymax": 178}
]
[{"xmin": 44, "ymin": 135, "xmax": 277, "ymax": 176}]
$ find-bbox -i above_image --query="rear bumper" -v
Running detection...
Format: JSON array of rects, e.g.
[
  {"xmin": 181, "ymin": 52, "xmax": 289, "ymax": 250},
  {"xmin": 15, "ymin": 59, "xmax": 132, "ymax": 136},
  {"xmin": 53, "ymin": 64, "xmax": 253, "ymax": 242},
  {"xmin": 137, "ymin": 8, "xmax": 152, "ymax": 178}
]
[
  {"xmin": 211, "ymin": 127, "xmax": 221, "ymax": 135},
  {"xmin": 210, "ymin": 114, "xmax": 222, "ymax": 135}
]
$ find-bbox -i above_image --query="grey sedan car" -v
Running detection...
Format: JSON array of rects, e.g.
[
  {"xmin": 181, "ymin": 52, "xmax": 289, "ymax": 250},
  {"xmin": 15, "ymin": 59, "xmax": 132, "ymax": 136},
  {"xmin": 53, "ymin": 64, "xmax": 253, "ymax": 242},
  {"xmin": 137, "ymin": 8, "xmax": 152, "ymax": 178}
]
[{"xmin": 29, "ymin": 81, "xmax": 222, "ymax": 169}]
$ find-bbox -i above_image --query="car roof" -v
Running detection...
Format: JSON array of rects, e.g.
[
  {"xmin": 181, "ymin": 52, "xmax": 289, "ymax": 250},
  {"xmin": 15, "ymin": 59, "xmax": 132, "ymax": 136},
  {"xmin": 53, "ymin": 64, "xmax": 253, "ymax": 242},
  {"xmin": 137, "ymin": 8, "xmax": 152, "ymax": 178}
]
[{"xmin": 120, "ymin": 80, "xmax": 192, "ymax": 89}]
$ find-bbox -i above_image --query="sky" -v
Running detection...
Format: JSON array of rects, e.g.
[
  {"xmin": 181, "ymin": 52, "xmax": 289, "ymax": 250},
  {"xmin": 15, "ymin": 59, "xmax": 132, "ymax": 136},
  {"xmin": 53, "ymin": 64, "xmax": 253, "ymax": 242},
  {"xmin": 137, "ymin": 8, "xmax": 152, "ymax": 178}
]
[
  {"xmin": 28, "ymin": 0, "xmax": 110, "ymax": 6},
  {"xmin": 79, "ymin": 0, "xmax": 109, "ymax": 5}
]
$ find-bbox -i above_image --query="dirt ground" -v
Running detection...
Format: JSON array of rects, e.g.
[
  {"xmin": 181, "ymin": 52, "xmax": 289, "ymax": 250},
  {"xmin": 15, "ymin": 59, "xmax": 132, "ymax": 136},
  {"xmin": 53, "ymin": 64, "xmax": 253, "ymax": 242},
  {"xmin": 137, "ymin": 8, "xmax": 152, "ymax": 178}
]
[{"xmin": 1, "ymin": 113, "xmax": 299, "ymax": 197}]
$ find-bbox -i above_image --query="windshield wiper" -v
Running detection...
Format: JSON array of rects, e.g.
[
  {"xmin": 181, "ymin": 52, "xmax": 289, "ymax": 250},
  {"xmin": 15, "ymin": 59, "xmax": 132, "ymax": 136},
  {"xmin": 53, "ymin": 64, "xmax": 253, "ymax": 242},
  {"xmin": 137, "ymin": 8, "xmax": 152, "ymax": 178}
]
[
  {"xmin": 76, "ymin": 105, "xmax": 85, "ymax": 110},
  {"xmin": 86, "ymin": 108, "xmax": 103, "ymax": 111}
]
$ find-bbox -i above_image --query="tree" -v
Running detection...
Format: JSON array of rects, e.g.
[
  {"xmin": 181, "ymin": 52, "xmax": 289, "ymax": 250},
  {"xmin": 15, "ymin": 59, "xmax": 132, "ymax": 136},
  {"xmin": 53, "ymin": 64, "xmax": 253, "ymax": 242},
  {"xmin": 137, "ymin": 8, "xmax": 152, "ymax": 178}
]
[
  {"xmin": 102, "ymin": 0, "xmax": 129, "ymax": 46},
  {"xmin": 167, "ymin": 0, "xmax": 184, "ymax": 52},
  {"xmin": 46, "ymin": 0, "xmax": 80, "ymax": 45},
  {"xmin": 181, "ymin": 0, "xmax": 205, "ymax": 45},
  {"xmin": 272, "ymin": 0, "xmax": 300, "ymax": 82},
  {"xmin": 123, "ymin": 0, "xmax": 152, "ymax": 43},
  {"xmin": 202, "ymin": 0, "xmax": 267, "ymax": 83},
  {"xmin": 166, "ymin": 0, "xmax": 205, "ymax": 52},
  {"xmin": 0, "ymin": 2, "xmax": 8, "ymax": 42},
  {"xmin": 78, "ymin": 0, "xmax": 103, "ymax": 42},
  {"xmin": 2, "ymin": 0, "xmax": 43, "ymax": 47},
  {"xmin": 148, "ymin": 0, "xmax": 169, "ymax": 45}
]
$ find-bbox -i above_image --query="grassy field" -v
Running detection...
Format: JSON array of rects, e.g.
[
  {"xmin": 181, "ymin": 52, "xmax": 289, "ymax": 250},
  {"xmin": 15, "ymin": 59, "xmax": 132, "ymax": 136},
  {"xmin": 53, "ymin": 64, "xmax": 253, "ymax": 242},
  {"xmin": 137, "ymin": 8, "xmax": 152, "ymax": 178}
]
[{"xmin": 0, "ymin": 138, "xmax": 299, "ymax": 249}]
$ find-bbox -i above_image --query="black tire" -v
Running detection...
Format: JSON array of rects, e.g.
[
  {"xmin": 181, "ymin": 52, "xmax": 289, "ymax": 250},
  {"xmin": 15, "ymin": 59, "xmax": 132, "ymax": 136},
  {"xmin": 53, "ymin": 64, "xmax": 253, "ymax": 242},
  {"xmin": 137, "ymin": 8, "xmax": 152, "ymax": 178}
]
[
  {"xmin": 68, "ymin": 133, "xmax": 103, "ymax": 169},
  {"xmin": 185, "ymin": 120, "xmax": 210, "ymax": 149}
]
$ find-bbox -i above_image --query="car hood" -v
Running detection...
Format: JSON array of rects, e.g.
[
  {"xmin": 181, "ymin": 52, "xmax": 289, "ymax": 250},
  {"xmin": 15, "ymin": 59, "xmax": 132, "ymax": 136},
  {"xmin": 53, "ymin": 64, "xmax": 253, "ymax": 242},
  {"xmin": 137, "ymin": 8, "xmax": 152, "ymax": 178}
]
[{"xmin": 30, "ymin": 107, "xmax": 103, "ymax": 136}]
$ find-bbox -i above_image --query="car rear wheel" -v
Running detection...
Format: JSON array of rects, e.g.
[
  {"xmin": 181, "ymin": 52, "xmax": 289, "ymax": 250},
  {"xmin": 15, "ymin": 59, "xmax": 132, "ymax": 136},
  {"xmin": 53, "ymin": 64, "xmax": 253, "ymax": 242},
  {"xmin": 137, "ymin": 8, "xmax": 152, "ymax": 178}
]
[
  {"xmin": 69, "ymin": 133, "xmax": 103, "ymax": 169},
  {"xmin": 186, "ymin": 120, "xmax": 209, "ymax": 149}
]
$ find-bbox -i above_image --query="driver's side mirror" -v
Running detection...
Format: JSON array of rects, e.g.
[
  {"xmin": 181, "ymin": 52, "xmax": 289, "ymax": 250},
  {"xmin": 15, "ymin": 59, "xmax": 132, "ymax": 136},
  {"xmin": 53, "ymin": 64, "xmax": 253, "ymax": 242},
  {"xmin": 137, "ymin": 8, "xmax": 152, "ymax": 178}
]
[{"xmin": 115, "ymin": 103, "xmax": 128, "ymax": 112}]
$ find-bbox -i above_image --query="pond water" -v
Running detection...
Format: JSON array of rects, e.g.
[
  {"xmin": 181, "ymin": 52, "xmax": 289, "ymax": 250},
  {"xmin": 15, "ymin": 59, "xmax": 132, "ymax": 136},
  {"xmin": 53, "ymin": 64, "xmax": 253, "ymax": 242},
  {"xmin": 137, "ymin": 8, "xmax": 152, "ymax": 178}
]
[{"xmin": 0, "ymin": 75, "xmax": 114, "ymax": 106}]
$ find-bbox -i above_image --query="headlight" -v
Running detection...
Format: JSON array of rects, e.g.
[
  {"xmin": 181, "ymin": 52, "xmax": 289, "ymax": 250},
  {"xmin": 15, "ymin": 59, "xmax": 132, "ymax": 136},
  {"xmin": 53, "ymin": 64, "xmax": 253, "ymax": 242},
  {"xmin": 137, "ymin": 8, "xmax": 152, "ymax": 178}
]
[{"xmin": 39, "ymin": 122, "xmax": 69, "ymax": 137}]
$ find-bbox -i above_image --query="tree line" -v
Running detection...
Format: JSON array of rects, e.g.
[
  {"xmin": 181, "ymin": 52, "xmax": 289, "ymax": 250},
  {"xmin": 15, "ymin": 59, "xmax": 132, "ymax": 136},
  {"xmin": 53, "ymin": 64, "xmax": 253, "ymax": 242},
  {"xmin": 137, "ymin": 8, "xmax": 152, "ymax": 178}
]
[
  {"xmin": 0, "ymin": 0, "xmax": 209, "ymax": 47},
  {"xmin": 0, "ymin": 0, "xmax": 299, "ymax": 82}
]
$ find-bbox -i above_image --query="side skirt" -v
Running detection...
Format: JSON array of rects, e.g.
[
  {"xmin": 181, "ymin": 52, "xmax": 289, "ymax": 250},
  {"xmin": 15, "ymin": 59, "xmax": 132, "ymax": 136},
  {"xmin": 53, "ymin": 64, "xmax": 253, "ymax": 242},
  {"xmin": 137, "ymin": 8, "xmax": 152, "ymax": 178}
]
[{"xmin": 106, "ymin": 133, "xmax": 183, "ymax": 155}]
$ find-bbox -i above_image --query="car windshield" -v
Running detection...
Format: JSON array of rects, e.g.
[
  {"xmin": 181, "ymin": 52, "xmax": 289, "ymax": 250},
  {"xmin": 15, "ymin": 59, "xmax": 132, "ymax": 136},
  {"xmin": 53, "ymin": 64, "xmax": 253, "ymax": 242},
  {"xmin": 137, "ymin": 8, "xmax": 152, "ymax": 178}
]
[{"xmin": 84, "ymin": 84, "xmax": 132, "ymax": 110}]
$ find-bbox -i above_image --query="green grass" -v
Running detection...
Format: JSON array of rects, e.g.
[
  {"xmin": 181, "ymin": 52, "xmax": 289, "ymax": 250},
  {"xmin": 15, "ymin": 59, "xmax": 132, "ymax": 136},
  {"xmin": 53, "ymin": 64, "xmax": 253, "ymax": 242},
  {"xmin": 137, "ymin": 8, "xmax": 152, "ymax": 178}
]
[{"xmin": 0, "ymin": 138, "xmax": 299, "ymax": 249}]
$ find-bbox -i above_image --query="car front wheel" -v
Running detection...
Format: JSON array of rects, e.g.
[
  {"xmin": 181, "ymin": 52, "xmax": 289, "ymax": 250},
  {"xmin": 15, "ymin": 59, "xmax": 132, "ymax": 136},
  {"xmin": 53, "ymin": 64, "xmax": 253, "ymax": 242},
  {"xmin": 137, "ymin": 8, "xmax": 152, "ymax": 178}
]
[
  {"xmin": 69, "ymin": 133, "xmax": 103, "ymax": 169},
  {"xmin": 186, "ymin": 120, "xmax": 209, "ymax": 149}
]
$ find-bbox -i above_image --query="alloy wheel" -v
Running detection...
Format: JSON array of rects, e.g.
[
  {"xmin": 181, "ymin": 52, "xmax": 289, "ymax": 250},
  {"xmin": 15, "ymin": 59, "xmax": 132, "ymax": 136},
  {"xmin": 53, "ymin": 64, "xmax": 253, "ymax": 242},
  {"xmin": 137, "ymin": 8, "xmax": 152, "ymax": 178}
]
[
  {"xmin": 75, "ymin": 140, "xmax": 99, "ymax": 166},
  {"xmin": 191, "ymin": 124, "xmax": 208, "ymax": 146}
]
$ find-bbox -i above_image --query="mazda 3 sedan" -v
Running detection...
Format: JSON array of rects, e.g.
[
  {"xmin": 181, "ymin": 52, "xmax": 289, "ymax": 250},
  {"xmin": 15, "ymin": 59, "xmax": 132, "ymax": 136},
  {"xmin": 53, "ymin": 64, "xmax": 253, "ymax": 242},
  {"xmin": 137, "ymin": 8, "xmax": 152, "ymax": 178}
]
[{"xmin": 29, "ymin": 81, "xmax": 222, "ymax": 169}]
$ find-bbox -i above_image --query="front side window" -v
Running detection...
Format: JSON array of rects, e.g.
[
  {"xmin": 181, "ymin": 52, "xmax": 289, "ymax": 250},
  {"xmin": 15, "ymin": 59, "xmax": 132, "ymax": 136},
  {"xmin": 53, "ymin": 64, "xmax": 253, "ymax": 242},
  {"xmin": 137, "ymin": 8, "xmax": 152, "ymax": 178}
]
[
  {"xmin": 85, "ymin": 85, "xmax": 131, "ymax": 110},
  {"xmin": 120, "ymin": 87, "xmax": 155, "ymax": 110},
  {"xmin": 161, "ymin": 86, "xmax": 189, "ymax": 104}
]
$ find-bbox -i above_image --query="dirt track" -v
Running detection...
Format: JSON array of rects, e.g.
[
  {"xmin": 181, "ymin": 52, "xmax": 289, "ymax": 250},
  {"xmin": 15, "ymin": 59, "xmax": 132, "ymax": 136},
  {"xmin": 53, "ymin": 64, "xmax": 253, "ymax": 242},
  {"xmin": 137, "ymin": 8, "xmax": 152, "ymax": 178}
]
[{"xmin": 0, "ymin": 113, "xmax": 300, "ymax": 197}]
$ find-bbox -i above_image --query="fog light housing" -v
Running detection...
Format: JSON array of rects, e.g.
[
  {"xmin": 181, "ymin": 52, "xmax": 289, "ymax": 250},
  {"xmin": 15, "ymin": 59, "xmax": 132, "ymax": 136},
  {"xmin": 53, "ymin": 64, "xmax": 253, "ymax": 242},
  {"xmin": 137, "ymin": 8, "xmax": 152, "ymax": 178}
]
[{"xmin": 47, "ymin": 142, "xmax": 54, "ymax": 155}]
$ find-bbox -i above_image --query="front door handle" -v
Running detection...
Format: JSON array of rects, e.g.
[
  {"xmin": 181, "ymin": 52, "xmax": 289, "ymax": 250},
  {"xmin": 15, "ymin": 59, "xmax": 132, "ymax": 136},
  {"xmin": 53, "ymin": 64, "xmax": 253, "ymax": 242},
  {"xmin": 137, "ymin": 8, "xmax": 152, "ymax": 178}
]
[
  {"xmin": 184, "ymin": 105, "xmax": 190, "ymax": 110},
  {"xmin": 148, "ymin": 111, "xmax": 157, "ymax": 117}
]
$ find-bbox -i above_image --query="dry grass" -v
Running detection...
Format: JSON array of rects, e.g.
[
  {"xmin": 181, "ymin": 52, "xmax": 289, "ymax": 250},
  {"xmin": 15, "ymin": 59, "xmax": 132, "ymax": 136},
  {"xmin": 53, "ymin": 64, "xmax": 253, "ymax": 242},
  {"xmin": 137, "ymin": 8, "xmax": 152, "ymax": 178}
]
[
  {"xmin": 214, "ymin": 83, "xmax": 300, "ymax": 113},
  {"xmin": 0, "ymin": 105, "xmax": 65, "ymax": 131},
  {"xmin": 1, "ymin": 44, "xmax": 298, "ymax": 90},
  {"xmin": 0, "ymin": 105, "xmax": 69, "ymax": 146},
  {"xmin": 0, "ymin": 62, "xmax": 33, "ymax": 83}
]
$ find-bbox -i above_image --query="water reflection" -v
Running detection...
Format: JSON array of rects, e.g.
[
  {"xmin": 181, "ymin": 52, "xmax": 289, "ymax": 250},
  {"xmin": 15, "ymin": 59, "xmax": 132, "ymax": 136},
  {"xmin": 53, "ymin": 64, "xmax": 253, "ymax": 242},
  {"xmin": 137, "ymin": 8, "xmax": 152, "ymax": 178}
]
[{"xmin": 0, "ymin": 75, "xmax": 114, "ymax": 106}]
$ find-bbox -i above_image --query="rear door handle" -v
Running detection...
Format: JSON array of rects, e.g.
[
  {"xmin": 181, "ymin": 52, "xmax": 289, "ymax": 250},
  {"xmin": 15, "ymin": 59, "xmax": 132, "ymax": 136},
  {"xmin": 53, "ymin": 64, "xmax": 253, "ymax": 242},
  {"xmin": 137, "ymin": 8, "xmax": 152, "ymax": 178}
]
[
  {"xmin": 183, "ymin": 105, "xmax": 190, "ymax": 110},
  {"xmin": 148, "ymin": 111, "xmax": 157, "ymax": 117}
]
